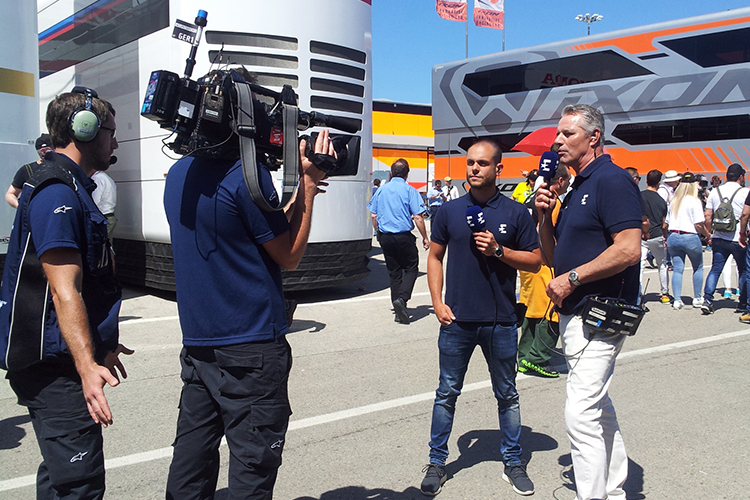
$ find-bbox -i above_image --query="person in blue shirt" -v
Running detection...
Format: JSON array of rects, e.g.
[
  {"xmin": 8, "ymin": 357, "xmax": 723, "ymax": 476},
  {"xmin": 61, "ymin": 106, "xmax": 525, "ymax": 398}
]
[
  {"xmin": 427, "ymin": 179, "xmax": 447, "ymax": 221},
  {"xmin": 420, "ymin": 139, "xmax": 541, "ymax": 497},
  {"xmin": 163, "ymin": 118, "xmax": 331, "ymax": 499},
  {"xmin": 535, "ymin": 104, "xmax": 642, "ymax": 500},
  {"xmin": 368, "ymin": 159, "xmax": 429, "ymax": 324},
  {"xmin": 1, "ymin": 88, "xmax": 130, "ymax": 499}
]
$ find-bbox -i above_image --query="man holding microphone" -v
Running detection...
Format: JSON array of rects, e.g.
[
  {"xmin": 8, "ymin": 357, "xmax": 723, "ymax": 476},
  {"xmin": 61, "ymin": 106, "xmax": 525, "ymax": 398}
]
[
  {"xmin": 535, "ymin": 104, "xmax": 642, "ymax": 500},
  {"xmin": 420, "ymin": 138, "xmax": 540, "ymax": 496}
]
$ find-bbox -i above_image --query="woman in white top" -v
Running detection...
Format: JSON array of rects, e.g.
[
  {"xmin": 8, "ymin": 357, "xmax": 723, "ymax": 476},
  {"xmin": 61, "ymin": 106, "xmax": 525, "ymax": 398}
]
[{"xmin": 665, "ymin": 173, "xmax": 710, "ymax": 309}]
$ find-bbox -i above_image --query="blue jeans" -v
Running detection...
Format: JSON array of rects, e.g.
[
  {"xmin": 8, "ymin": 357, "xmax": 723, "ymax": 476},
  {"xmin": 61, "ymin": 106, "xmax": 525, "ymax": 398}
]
[
  {"xmin": 428, "ymin": 322, "xmax": 522, "ymax": 466},
  {"xmin": 667, "ymin": 232, "xmax": 703, "ymax": 301},
  {"xmin": 704, "ymin": 237, "xmax": 747, "ymax": 308}
]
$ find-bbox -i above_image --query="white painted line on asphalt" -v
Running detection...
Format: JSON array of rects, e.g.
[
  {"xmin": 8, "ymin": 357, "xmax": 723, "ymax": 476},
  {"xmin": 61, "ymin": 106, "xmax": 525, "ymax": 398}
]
[
  {"xmin": 618, "ymin": 329, "xmax": 750, "ymax": 360},
  {"xmin": 116, "ymin": 292, "xmax": 433, "ymax": 325},
  {"xmin": 297, "ymin": 291, "xmax": 431, "ymax": 307},
  {"xmin": 287, "ymin": 379, "xmax": 491, "ymax": 431},
  {"xmin": 119, "ymin": 315, "xmax": 179, "ymax": 325},
  {"xmin": 2, "ymin": 328, "xmax": 748, "ymax": 492}
]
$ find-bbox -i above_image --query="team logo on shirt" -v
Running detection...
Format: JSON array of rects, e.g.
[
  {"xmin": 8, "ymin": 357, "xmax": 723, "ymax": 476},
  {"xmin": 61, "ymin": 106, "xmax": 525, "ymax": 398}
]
[
  {"xmin": 54, "ymin": 205, "xmax": 73, "ymax": 214},
  {"xmin": 581, "ymin": 194, "xmax": 589, "ymax": 205},
  {"xmin": 498, "ymin": 224, "xmax": 507, "ymax": 234}
]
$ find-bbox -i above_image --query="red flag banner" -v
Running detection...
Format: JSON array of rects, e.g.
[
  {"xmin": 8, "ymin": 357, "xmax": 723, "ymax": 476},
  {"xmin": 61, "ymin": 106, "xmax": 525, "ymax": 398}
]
[
  {"xmin": 436, "ymin": 0, "xmax": 467, "ymax": 22},
  {"xmin": 474, "ymin": 0, "xmax": 504, "ymax": 30}
]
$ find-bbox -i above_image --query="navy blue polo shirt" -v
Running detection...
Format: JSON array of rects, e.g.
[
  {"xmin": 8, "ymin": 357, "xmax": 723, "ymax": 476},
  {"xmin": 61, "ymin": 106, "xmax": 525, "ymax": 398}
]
[
  {"xmin": 554, "ymin": 155, "xmax": 642, "ymax": 315},
  {"xmin": 431, "ymin": 190, "xmax": 539, "ymax": 323},
  {"xmin": 0, "ymin": 152, "xmax": 121, "ymax": 367},
  {"xmin": 164, "ymin": 156, "xmax": 291, "ymax": 346}
]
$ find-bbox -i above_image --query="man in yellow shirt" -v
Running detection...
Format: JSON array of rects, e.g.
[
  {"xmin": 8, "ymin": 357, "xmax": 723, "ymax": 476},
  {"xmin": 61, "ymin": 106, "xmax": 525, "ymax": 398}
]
[{"xmin": 511, "ymin": 169, "xmax": 538, "ymax": 204}]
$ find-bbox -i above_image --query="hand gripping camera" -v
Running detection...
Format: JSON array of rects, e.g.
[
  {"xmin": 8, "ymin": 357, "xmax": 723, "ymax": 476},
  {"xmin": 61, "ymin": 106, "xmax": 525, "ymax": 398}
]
[{"xmin": 140, "ymin": 10, "xmax": 361, "ymax": 211}]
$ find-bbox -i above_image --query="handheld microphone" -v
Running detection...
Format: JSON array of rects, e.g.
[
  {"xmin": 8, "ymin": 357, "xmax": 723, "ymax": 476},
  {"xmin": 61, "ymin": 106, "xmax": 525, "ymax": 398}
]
[
  {"xmin": 466, "ymin": 205, "xmax": 486, "ymax": 232},
  {"xmin": 538, "ymin": 151, "xmax": 558, "ymax": 185},
  {"xmin": 109, "ymin": 156, "xmax": 118, "ymax": 165}
]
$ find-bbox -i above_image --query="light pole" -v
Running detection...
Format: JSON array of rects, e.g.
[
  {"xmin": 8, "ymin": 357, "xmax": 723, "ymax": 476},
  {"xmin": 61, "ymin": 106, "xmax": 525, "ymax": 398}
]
[{"xmin": 575, "ymin": 13, "xmax": 603, "ymax": 36}]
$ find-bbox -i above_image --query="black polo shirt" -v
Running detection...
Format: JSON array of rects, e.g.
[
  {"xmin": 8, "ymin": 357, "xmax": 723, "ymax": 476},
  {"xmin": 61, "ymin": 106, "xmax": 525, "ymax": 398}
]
[
  {"xmin": 554, "ymin": 155, "xmax": 642, "ymax": 315},
  {"xmin": 431, "ymin": 190, "xmax": 538, "ymax": 323}
]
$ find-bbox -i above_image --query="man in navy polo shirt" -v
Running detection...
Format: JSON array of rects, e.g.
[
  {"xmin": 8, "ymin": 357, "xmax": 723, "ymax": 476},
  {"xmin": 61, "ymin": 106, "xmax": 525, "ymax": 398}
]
[
  {"xmin": 420, "ymin": 139, "xmax": 541, "ymax": 497},
  {"xmin": 535, "ymin": 104, "xmax": 642, "ymax": 500},
  {"xmin": 1, "ymin": 88, "xmax": 130, "ymax": 499},
  {"xmin": 368, "ymin": 158, "xmax": 429, "ymax": 324},
  {"xmin": 164, "ymin": 122, "xmax": 331, "ymax": 499}
]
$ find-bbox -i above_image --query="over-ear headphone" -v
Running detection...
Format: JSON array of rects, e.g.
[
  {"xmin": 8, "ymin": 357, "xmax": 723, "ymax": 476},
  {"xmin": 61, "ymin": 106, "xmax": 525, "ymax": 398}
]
[{"xmin": 69, "ymin": 86, "xmax": 101, "ymax": 142}]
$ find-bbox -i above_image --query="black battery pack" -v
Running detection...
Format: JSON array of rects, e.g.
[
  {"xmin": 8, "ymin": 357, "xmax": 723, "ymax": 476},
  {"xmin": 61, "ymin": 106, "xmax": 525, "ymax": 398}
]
[{"xmin": 580, "ymin": 296, "xmax": 646, "ymax": 336}]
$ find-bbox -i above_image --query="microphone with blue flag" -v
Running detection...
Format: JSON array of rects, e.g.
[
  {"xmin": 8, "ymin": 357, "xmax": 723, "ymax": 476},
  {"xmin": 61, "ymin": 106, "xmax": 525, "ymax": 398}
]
[
  {"xmin": 466, "ymin": 205, "xmax": 486, "ymax": 232},
  {"xmin": 538, "ymin": 151, "xmax": 559, "ymax": 185}
]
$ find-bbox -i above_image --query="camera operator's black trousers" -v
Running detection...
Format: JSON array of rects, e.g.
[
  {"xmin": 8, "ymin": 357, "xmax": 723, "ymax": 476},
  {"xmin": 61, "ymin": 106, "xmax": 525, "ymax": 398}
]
[
  {"xmin": 380, "ymin": 230, "xmax": 419, "ymax": 304},
  {"xmin": 166, "ymin": 337, "xmax": 292, "ymax": 500}
]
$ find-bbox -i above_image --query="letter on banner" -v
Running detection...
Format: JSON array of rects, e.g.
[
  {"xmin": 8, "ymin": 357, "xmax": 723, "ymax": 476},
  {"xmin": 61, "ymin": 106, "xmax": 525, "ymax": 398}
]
[
  {"xmin": 436, "ymin": 0, "xmax": 467, "ymax": 22},
  {"xmin": 474, "ymin": 0, "xmax": 504, "ymax": 30}
]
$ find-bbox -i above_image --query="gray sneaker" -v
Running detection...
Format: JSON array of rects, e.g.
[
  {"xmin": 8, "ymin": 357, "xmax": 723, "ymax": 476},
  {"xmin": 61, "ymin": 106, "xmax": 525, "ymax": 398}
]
[
  {"xmin": 393, "ymin": 298, "xmax": 410, "ymax": 324},
  {"xmin": 502, "ymin": 464, "xmax": 535, "ymax": 496},
  {"xmin": 420, "ymin": 464, "xmax": 447, "ymax": 496}
]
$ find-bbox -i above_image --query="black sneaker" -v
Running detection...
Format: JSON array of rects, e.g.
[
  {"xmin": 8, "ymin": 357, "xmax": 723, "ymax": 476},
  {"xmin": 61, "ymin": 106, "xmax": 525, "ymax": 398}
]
[
  {"xmin": 420, "ymin": 464, "xmax": 447, "ymax": 496},
  {"xmin": 393, "ymin": 298, "xmax": 410, "ymax": 324},
  {"xmin": 520, "ymin": 359, "xmax": 559, "ymax": 378},
  {"xmin": 701, "ymin": 301, "xmax": 714, "ymax": 315},
  {"xmin": 502, "ymin": 464, "xmax": 534, "ymax": 496}
]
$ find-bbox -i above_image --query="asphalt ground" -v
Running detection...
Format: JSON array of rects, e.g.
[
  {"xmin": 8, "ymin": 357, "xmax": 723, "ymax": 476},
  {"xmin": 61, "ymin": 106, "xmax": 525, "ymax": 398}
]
[{"xmin": 1, "ymin": 231, "xmax": 749, "ymax": 500}]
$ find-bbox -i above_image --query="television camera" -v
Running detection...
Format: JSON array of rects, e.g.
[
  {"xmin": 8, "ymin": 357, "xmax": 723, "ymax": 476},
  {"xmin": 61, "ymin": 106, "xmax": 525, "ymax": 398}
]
[{"xmin": 140, "ymin": 10, "xmax": 361, "ymax": 211}]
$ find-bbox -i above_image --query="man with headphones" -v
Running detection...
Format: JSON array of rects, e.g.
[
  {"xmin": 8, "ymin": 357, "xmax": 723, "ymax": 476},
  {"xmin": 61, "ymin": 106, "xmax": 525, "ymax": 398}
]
[{"xmin": 0, "ymin": 87, "xmax": 131, "ymax": 499}]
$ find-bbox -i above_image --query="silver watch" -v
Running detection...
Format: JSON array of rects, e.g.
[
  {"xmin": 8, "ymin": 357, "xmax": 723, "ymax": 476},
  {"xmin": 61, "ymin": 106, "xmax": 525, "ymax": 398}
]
[
  {"xmin": 493, "ymin": 245, "xmax": 504, "ymax": 258},
  {"xmin": 568, "ymin": 268, "xmax": 581, "ymax": 287}
]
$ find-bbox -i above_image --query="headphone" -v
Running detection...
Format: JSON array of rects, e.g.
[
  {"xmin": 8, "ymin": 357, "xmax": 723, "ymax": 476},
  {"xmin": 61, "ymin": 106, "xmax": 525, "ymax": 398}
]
[{"xmin": 69, "ymin": 86, "xmax": 101, "ymax": 142}]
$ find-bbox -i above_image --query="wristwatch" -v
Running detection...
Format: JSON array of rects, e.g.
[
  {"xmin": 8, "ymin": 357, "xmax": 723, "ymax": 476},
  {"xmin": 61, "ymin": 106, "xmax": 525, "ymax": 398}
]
[
  {"xmin": 568, "ymin": 268, "xmax": 581, "ymax": 287},
  {"xmin": 493, "ymin": 245, "xmax": 504, "ymax": 258}
]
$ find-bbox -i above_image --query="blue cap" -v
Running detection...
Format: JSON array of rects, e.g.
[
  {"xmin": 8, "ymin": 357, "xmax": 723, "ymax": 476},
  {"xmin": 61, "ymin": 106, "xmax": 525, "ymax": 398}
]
[{"xmin": 197, "ymin": 10, "xmax": 207, "ymax": 19}]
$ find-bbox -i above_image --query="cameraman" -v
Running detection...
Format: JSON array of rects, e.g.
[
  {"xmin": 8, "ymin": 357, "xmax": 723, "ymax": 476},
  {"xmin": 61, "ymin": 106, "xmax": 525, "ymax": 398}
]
[{"xmin": 163, "ymin": 125, "xmax": 331, "ymax": 499}]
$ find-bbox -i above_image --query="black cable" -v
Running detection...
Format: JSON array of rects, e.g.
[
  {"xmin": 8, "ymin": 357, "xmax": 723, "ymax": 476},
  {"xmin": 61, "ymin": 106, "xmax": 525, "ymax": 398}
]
[{"xmin": 532, "ymin": 193, "xmax": 591, "ymax": 361}]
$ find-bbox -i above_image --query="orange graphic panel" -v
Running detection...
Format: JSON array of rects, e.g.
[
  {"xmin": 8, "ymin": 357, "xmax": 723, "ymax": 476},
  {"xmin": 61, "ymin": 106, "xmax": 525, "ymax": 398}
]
[{"xmin": 571, "ymin": 16, "xmax": 750, "ymax": 55}]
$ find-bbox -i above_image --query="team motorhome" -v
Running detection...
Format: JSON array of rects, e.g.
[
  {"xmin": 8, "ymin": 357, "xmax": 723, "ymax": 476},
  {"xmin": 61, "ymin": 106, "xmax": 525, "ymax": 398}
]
[
  {"xmin": 432, "ymin": 7, "xmax": 750, "ymax": 192},
  {"xmin": 0, "ymin": 0, "xmax": 39, "ymax": 265},
  {"xmin": 373, "ymin": 100, "xmax": 434, "ymax": 192},
  {"xmin": 38, "ymin": 0, "xmax": 372, "ymax": 290}
]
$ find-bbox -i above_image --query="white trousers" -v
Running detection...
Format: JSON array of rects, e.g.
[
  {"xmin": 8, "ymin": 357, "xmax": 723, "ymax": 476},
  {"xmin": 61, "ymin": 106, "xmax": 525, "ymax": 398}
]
[{"xmin": 560, "ymin": 314, "xmax": 628, "ymax": 500}]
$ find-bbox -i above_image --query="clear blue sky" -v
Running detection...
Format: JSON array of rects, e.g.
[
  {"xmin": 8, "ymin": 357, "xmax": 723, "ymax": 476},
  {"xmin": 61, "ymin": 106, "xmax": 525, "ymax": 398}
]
[{"xmin": 372, "ymin": 1, "xmax": 749, "ymax": 104}]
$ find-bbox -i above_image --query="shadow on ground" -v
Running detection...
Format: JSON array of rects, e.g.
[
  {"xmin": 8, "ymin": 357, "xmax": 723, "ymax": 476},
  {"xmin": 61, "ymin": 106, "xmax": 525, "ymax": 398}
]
[
  {"xmin": 0, "ymin": 414, "xmax": 31, "ymax": 450},
  {"xmin": 217, "ymin": 486, "xmax": 426, "ymax": 500},
  {"xmin": 446, "ymin": 426, "xmax": 558, "ymax": 479},
  {"xmin": 557, "ymin": 453, "xmax": 645, "ymax": 500}
]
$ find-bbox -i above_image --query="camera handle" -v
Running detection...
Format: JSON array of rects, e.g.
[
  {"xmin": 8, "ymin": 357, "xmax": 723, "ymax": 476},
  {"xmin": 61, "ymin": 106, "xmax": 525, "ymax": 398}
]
[{"xmin": 236, "ymin": 82, "xmax": 299, "ymax": 212}]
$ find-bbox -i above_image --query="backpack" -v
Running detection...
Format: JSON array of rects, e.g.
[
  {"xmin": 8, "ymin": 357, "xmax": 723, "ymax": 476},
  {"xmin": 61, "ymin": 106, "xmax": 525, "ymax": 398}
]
[{"xmin": 711, "ymin": 185, "xmax": 741, "ymax": 233}]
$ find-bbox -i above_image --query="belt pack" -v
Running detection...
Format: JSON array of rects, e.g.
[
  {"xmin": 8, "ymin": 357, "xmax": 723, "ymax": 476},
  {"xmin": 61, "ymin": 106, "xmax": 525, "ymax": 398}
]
[{"xmin": 580, "ymin": 296, "xmax": 645, "ymax": 336}]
